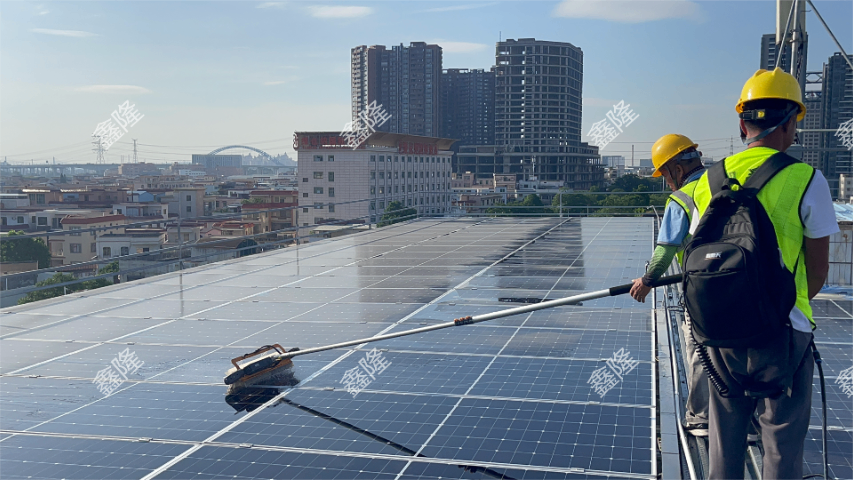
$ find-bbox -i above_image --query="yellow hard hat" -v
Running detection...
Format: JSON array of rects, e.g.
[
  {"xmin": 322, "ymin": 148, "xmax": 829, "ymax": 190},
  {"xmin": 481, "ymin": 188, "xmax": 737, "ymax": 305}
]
[
  {"xmin": 736, "ymin": 68, "xmax": 806, "ymax": 122},
  {"xmin": 651, "ymin": 134, "xmax": 699, "ymax": 178}
]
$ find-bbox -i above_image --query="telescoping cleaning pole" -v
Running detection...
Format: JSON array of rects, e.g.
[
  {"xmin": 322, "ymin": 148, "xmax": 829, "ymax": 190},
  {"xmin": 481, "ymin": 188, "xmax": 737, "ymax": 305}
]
[{"xmin": 283, "ymin": 274, "xmax": 682, "ymax": 360}]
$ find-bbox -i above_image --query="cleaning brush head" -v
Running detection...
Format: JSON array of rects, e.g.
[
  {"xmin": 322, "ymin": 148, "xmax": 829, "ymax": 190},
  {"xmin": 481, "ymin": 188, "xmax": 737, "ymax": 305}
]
[{"xmin": 223, "ymin": 344, "xmax": 298, "ymax": 386}]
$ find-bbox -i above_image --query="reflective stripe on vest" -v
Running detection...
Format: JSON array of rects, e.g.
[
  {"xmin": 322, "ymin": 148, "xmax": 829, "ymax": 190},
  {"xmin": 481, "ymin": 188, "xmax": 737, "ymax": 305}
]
[
  {"xmin": 665, "ymin": 180, "xmax": 701, "ymax": 266},
  {"xmin": 692, "ymin": 147, "xmax": 815, "ymax": 327}
]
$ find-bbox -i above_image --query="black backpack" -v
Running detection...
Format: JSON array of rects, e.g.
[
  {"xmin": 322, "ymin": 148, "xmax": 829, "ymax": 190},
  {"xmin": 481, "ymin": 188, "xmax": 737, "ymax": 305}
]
[{"xmin": 683, "ymin": 151, "xmax": 799, "ymax": 348}]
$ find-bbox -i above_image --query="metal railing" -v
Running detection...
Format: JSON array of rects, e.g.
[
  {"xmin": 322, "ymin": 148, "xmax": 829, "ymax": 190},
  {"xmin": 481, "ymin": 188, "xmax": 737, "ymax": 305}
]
[{"xmin": 1, "ymin": 192, "xmax": 668, "ymax": 302}]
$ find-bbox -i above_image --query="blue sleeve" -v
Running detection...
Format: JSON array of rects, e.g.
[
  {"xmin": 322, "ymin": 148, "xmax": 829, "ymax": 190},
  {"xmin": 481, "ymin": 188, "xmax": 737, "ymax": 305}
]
[{"xmin": 657, "ymin": 201, "xmax": 690, "ymax": 246}]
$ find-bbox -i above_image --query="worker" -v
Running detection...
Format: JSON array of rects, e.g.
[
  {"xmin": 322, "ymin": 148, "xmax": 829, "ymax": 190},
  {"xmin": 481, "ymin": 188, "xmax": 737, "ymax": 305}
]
[
  {"xmin": 629, "ymin": 133, "xmax": 708, "ymax": 436},
  {"xmin": 692, "ymin": 68, "xmax": 837, "ymax": 479}
]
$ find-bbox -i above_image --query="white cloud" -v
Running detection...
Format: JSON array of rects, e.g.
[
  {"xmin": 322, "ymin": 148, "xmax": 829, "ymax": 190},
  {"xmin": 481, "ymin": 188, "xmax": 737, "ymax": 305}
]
[
  {"xmin": 433, "ymin": 41, "xmax": 488, "ymax": 54},
  {"xmin": 256, "ymin": 2, "xmax": 286, "ymax": 9},
  {"xmin": 32, "ymin": 28, "xmax": 98, "ymax": 37},
  {"xmin": 552, "ymin": 0, "xmax": 703, "ymax": 23},
  {"xmin": 307, "ymin": 5, "xmax": 372, "ymax": 18},
  {"xmin": 36, "ymin": 4, "xmax": 50, "ymax": 15},
  {"xmin": 419, "ymin": 2, "xmax": 498, "ymax": 13},
  {"xmin": 74, "ymin": 85, "xmax": 152, "ymax": 94}
]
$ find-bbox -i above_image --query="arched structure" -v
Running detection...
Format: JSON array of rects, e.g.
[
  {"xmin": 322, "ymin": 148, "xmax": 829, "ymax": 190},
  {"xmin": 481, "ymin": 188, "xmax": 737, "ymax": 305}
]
[{"xmin": 207, "ymin": 145, "xmax": 282, "ymax": 166}]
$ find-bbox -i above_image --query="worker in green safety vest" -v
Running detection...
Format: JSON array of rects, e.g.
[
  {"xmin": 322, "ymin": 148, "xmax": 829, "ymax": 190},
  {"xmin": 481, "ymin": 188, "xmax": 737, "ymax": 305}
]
[
  {"xmin": 693, "ymin": 68, "xmax": 837, "ymax": 480},
  {"xmin": 629, "ymin": 133, "xmax": 708, "ymax": 436}
]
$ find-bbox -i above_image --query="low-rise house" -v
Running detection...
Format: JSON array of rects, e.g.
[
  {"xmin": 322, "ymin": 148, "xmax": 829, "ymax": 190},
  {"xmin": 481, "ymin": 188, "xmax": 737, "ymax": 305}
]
[
  {"xmin": 52, "ymin": 214, "xmax": 127, "ymax": 266},
  {"xmin": 97, "ymin": 228, "xmax": 166, "ymax": 259}
]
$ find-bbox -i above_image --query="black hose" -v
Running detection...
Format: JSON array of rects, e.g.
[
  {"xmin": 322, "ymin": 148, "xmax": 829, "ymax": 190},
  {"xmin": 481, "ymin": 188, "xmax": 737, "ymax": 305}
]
[
  {"xmin": 691, "ymin": 324, "xmax": 729, "ymax": 396},
  {"xmin": 808, "ymin": 341, "xmax": 831, "ymax": 480}
]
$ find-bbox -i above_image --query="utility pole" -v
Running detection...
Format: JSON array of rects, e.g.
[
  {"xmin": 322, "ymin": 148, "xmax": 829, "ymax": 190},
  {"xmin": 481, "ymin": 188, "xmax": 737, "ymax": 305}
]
[
  {"xmin": 730, "ymin": 136, "xmax": 734, "ymax": 157},
  {"xmin": 132, "ymin": 139, "xmax": 138, "ymax": 163},
  {"xmin": 92, "ymin": 136, "xmax": 105, "ymax": 164},
  {"xmin": 631, "ymin": 145, "xmax": 634, "ymax": 167}
]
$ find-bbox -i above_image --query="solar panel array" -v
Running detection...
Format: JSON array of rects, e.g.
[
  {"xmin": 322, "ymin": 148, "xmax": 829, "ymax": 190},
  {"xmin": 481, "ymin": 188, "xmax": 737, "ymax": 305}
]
[{"xmin": 1, "ymin": 217, "xmax": 849, "ymax": 479}]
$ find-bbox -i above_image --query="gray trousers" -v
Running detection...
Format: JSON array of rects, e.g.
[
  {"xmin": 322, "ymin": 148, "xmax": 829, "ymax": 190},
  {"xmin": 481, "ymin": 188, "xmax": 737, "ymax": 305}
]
[
  {"xmin": 707, "ymin": 329, "xmax": 814, "ymax": 480},
  {"xmin": 682, "ymin": 315, "xmax": 709, "ymax": 425}
]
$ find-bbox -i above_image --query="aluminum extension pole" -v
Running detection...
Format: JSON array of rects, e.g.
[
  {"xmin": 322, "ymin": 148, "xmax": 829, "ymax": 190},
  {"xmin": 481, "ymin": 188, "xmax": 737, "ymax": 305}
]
[{"xmin": 276, "ymin": 274, "xmax": 683, "ymax": 360}]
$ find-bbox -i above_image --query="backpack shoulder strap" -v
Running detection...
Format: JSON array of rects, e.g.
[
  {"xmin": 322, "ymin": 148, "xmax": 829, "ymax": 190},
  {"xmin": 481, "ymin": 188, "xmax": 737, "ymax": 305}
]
[
  {"xmin": 742, "ymin": 151, "xmax": 800, "ymax": 192},
  {"xmin": 708, "ymin": 158, "xmax": 728, "ymax": 196}
]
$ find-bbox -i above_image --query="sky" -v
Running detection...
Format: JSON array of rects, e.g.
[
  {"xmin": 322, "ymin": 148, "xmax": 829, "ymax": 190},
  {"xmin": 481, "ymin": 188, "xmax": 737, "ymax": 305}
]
[{"xmin": 1, "ymin": 0, "xmax": 851, "ymax": 165}]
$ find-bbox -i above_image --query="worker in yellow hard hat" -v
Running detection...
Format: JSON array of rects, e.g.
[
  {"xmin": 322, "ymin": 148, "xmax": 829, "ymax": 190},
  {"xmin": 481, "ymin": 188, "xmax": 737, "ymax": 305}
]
[
  {"xmin": 692, "ymin": 68, "xmax": 836, "ymax": 479},
  {"xmin": 630, "ymin": 133, "xmax": 708, "ymax": 435}
]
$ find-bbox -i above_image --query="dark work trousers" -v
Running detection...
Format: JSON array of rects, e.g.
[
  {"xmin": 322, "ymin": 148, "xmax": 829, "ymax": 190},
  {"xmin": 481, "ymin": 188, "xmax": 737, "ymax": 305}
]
[
  {"xmin": 707, "ymin": 329, "xmax": 814, "ymax": 480},
  {"xmin": 682, "ymin": 313, "xmax": 709, "ymax": 426}
]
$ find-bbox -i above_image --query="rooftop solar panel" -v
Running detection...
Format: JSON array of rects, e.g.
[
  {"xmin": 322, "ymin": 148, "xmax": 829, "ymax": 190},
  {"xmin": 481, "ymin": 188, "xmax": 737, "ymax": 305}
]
[{"xmin": 5, "ymin": 217, "xmax": 843, "ymax": 479}]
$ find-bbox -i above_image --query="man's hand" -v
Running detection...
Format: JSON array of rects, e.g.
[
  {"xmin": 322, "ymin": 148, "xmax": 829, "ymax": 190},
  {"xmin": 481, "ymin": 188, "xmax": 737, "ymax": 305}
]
[{"xmin": 630, "ymin": 278, "xmax": 652, "ymax": 303}]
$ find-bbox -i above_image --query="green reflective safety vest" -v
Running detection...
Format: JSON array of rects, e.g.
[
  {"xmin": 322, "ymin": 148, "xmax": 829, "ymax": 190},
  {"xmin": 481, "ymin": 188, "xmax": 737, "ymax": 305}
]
[
  {"xmin": 691, "ymin": 147, "xmax": 816, "ymax": 328},
  {"xmin": 665, "ymin": 178, "xmax": 701, "ymax": 266}
]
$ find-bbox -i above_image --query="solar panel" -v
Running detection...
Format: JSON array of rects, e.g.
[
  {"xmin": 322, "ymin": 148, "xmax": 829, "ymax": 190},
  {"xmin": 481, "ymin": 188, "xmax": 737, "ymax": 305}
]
[{"xmin": 0, "ymin": 218, "xmax": 673, "ymax": 479}]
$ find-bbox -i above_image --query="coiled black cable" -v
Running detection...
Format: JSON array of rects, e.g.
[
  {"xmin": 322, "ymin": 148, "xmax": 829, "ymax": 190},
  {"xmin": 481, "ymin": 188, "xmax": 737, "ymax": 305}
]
[{"xmin": 691, "ymin": 324, "xmax": 730, "ymax": 396}]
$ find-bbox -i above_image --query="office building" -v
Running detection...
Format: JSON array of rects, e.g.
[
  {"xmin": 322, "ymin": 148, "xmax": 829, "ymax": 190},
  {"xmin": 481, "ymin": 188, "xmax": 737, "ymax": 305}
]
[
  {"xmin": 457, "ymin": 38, "xmax": 602, "ymax": 190},
  {"xmin": 440, "ymin": 68, "xmax": 495, "ymax": 148},
  {"xmin": 801, "ymin": 92, "xmax": 823, "ymax": 169},
  {"xmin": 760, "ymin": 32, "xmax": 808, "ymax": 79},
  {"xmin": 820, "ymin": 53, "xmax": 853, "ymax": 197},
  {"xmin": 351, "ymin": 42, "xmax": 443, "ymax": 137},
  {"xmin": 295, "ymin": 132, "xmax": 454, "ymax": 233}
]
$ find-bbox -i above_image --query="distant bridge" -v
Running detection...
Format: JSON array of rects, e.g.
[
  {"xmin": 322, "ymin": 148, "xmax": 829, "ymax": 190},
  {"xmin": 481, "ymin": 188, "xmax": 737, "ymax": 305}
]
[{"xmin": 207, "ymin": 145, "xmax": 283, "ymax": 166}]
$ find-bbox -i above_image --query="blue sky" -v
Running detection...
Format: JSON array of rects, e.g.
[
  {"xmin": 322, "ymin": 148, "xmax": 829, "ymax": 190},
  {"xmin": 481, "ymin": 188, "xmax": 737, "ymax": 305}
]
[{"xmin": 1, "ymin": 0, "xmax": 851, "ymax": 164}]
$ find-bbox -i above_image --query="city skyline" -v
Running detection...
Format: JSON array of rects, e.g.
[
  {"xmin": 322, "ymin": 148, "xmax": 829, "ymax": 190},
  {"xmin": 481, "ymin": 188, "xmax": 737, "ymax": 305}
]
[{"xmin": 2, "ymin": 1, "xmax": 851, "ymax": 164}]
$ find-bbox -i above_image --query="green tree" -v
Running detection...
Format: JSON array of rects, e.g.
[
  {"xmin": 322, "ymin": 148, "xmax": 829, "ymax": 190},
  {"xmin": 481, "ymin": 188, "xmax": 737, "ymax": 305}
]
[
  {"xmin": 609, "ymin": 174, "xmax": 660, "ymax": 193},
  {"xmin": 17, "ymin": 272, "xmax": 82, "ymax": 305},
  {"xmin": 378, "ymin": 201, "xmax": 417, "ymax": 227},
  {"xmin": 82, "ymin": 261, "xmax": 120, "ymax": 289},
  {"xmin": 1, "ymin": 230, "xmax": 51, "ymax": 269},
  {"xmin": 241, "ymin": 197, "xmax": 265, "ymax": 205}
]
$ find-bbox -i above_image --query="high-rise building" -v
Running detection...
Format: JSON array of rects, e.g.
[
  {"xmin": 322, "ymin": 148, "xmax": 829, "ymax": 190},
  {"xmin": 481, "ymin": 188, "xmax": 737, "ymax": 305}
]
[
  {"xmin": 820, "ymin": 53, "xmax": 853, "ymax": 197},
  {"xmin": 760, "ymin": 33, "xmax": 808, "ymax": 96},
  {"xmin": 761, "ymin": 33, "xmax": 790, "ymax": 72},
  {"xmin": 801, "ymin": 92, "xmax": 823, "ymax": 169},
  {"xmin": 440, "ymin": 68, "xmax": 495, "ymax": 148},
  {"xmin": 351, "ymin": 42, "xmax": 443, "ymax": 137},
  {"xmin": 455, "ymin": 38, "xmax": 601, "ymax": 189}
]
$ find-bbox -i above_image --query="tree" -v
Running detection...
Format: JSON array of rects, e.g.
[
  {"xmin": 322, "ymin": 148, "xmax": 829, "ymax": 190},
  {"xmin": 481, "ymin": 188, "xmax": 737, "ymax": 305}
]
[
  {"xmin": 18, "ymin": 262, "xmax": 121, "ymax": 305},
  {"xmin": 82, "ymin": 261, "xmax": 120, "ymax": 289},
  {"xmin": 18, "ymin": 272, "xmax": 82, "ymax": 305},
  {"xmin": 1, "ymin": 230, "xmax": 51, "ymax": 269},
  {"xmin": 241, "ymin": 197, "xmax": 265, "ymax": 205},
  {"xmin": 378, "ymin": 201, "xmax": 417, "ymax": 227}
]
